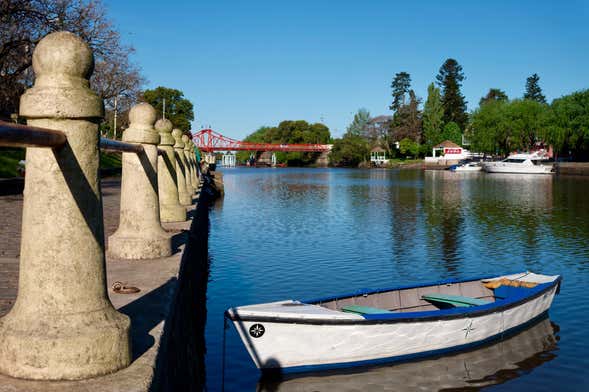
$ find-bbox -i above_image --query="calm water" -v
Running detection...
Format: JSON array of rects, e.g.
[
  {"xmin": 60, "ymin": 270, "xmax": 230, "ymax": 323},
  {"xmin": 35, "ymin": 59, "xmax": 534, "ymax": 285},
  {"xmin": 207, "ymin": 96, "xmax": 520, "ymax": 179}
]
[{"xmin": 204, "ymin": 168, "xmax": 589, "ymax": 391}]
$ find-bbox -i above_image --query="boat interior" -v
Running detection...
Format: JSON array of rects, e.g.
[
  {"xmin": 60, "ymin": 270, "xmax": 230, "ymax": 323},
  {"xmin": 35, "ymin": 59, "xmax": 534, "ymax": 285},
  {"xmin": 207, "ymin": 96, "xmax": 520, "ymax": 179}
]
[{"xmin": 314, "ymin": 279, "xmax": 534, "ymax": 315}]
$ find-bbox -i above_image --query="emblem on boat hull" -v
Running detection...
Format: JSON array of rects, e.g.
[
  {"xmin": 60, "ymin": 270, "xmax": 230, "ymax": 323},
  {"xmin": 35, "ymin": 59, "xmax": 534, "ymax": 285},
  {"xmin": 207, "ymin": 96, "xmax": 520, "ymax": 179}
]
[{"xmin": 250, "ymin": 323, "xmax": 265, "ymax": 338}]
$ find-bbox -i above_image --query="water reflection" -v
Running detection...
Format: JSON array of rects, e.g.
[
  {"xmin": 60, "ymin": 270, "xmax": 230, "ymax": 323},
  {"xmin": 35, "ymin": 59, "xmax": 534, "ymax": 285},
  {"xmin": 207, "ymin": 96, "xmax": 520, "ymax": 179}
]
[{"xmin": 257, "ymin": 318, "xmax": 559, "ymax": 392}]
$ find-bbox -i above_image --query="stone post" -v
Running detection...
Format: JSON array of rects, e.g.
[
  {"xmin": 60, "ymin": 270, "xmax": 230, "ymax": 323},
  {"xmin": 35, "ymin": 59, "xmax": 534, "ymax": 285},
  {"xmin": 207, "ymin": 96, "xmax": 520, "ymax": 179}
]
[
  {"xmin": 0, "ymin": 31, "xmax": 131, "ymax": 380},
  {"xmin": 156, "ymin": 118, "xmax": 187, "ymax": 222},
  {"xmin": 182, "ymin": 134, "xmax": 196, "ymax": 193},
  {"xmin": 188, "ymin": 140, "xmax": 200, "ymax": 185},
  {"xmin": 172, "ymin": 128, "xmax": 192, "ymax": 205},
  {"xmin": 108, "ymin": 104, "xmax": 172, "ymax": 259}
]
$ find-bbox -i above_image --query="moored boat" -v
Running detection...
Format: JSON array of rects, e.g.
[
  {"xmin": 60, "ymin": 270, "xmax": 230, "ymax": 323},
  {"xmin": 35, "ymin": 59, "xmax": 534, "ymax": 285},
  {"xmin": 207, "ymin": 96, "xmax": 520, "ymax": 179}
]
[
  {"xmin": 226, "ymin": 271, "xmax": 561, "ymax": 373},
  {"xmin": 450, "ymin": 161, "xmax": 483, "ymax": 172},
  {"xmin": 483, "ymin": 151, "xmax": 553, "ymax": 174}
]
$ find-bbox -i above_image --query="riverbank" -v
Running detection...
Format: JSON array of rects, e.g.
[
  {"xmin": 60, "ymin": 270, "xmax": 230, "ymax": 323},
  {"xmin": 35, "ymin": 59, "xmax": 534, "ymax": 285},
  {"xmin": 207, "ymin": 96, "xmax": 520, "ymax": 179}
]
[{"xmin": 0, "ymin": 173, "xmax": 220, "ymax": 391}]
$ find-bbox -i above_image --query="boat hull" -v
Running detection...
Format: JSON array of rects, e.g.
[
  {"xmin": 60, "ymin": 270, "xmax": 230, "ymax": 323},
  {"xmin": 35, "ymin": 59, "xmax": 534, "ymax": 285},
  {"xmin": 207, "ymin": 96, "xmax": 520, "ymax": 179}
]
[
  {"xmin": 483, "ymin": 163, "xmax": 553, "ymax": 174},
  {"xmin": 229, "ymin": 282, "xmax": 558, "ymax": 372}
]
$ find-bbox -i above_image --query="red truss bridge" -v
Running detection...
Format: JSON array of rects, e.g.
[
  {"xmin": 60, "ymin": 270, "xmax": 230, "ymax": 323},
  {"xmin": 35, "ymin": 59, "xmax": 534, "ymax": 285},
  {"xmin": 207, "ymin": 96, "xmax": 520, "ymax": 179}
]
[{"xmin": 192, "ymin": 129, "xmax": 331, "ymax": 152}]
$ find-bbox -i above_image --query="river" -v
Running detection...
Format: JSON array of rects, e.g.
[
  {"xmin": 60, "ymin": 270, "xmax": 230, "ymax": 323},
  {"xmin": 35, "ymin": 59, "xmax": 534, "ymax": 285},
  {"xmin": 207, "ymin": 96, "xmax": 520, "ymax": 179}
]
[{"xmin": 203, "ymin": 167, "xmax": 589, "ymax": 391}]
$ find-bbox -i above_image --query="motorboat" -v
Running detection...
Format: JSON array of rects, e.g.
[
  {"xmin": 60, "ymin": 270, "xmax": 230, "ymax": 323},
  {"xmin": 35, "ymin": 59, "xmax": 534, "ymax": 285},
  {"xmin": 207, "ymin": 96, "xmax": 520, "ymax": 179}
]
[
  {"xmin": 225, "ymin": 271, "xmax": 561, "ymax": 373},
  {"xmin": 483, "ymin": 152, "xmax": 553, "ymax": 174},
  {"xmin": 450, "ymin": 161, "xmax": 483, "ymax": 172}
]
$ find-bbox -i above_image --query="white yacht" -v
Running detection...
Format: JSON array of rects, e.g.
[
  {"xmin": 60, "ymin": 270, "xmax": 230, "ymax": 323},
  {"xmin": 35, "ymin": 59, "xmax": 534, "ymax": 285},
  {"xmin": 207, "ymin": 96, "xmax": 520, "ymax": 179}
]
[{"xmin": 483, "ymin": 151, "xmax": 554, "ymax": 174}]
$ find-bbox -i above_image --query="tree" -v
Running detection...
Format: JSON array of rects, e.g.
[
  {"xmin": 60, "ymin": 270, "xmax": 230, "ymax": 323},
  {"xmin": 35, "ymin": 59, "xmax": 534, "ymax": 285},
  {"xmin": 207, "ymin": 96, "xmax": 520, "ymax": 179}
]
[
  {"xmin": 479, "ymin": 88, "xmax": 508, "ymax": 106},
  {"xmin": 142, "ymin": 87, "xmax": 195, "ymax": 132},
  {"xmin": 237, "ymin": 120, "xmax": 331, "ymax": 166},
  {"xmin": 0, "ymin": 0, "xmax": 144, "ymax": 120},
  {"xmin": 346, "ymin": 108, "xmax": 371, "ymax": 138},
  {"xmin": 398, "ymin": 138, "xmax": 420, "ymax": 157},
  {"xmin": 422, "ymin": 83, "xmax": 444, "ymax": 147},
  {"xmin": 436, "ymin": 58, "xmax": 468, "ymax": 130},
  {"xmin": 441, "ymin": 122, "xmax": 462, "ymax": 146},
  {"xmin": 546, "ymin": 89, "xmax": 589, "ymax": 158},
  {"xmin": 329, "ymin": 134, "xmax": 369, "ymax": 167},
  {"xmin": 389, "ymin": 72, "xmax": 411, "ymax": 112},
  {"xmin": 389, "ymin": 90, "xmax": 422, "ymax": 144},
  {"xmin": 524, "ymin": 73, "xmax": 546, "ymax": 104}
]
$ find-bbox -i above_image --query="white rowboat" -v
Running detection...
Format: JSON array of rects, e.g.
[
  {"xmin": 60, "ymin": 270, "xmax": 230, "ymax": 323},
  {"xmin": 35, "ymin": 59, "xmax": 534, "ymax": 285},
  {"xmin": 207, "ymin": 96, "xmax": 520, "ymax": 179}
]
[{"xmin": 226, "ymin": 272, "xmax": 561, "ymax": 373}]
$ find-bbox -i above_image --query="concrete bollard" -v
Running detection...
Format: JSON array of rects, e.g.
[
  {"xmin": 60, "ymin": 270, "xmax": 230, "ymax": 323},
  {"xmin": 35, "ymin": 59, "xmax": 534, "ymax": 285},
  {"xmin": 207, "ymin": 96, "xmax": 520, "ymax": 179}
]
[
  {"xmin": 188, "ymin": 139, "xmax": 200, "ymax": 185},
  {"xmin": 0, "ymin": 31, "xmax": 131, "ymax": 380},
  {"xmin": 182, "ymin": 134, "xmax": 196, "ymax": 194},
  {"xmin": 108, "ymin": 103, "xmax": 172, "ymax": 259},
  {"xmin": 172, "ymin": 129, "xmax": 192, "ymax": 205},
  {"xmin": 156, "ymin": 118, "xmax": 187, "ymax": 222}
]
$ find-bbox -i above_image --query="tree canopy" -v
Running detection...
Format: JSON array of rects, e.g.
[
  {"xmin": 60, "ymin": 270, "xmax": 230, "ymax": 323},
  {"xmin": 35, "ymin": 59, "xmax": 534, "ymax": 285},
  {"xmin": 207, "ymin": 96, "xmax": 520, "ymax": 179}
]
[
  {"xmin": 0, "ymin": 0, "xmax": 144, "ymax": 120},
  {"xmin": 237, "ymin": 120, "xmax": 331, "ymax": 166},
  {"xmin": 329, "ymin": 134, "xmax": 369, "ymax": 167},
  {"xmin": 436, "ymin": 59, "xmax": 468, "ymax": 130},
  {"xmin": 142, "ymin": 87, "xmax": 195, "ymax": 132},
  {"xmin": 422, "ymin": 83, "xmax": 444, "ymax": 147},
  {"xmin": 346, "ymin": 108, "xmax": 371, "ymax": 137},
  {"xmin": 524, "ymin": 73, "xmax": 546, "ymax": 104},
  {"xmin": 389, "ymin": 72, "xmax": 412, "ymax": 112},
  {"xmin": 479, "ymin": 88, "xmax": 508, "ymax": 106}
]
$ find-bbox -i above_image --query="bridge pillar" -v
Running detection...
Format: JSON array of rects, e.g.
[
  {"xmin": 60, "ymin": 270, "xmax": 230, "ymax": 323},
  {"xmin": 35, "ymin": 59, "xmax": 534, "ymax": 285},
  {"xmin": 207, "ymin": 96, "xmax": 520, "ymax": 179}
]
[
  {"xmin": 0, "ymin": 31, "xmax": 131, "ymax": 380},
  {"xmin": 172, "ymin": 129, "xmax": 193, "ymax": 205},
  {"xmin": 182, "ymin": 134, "xmax": 196, "ymax": 194},
  {"xmin": 108, "ymin": 103, "xmax": 172, "ymax": 259},
  {"xmin": 156, "ymin": 118, "xmax": 187, "ymax": 222}
]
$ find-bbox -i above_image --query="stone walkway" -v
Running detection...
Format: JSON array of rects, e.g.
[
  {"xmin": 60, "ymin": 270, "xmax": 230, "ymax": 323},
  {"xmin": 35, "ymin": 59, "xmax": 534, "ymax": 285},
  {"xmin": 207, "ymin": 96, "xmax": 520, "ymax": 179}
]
[{"xmin": 0, "ymin": 177, "xmax": 197, "ymax": 391}]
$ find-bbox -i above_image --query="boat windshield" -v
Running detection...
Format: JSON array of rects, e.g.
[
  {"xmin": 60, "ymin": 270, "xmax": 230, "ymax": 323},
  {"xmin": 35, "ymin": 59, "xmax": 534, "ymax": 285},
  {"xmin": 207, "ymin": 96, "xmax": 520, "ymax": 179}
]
[{"xmin": 504, "ymin": 158, "xmax": 526, "ymax": 163}]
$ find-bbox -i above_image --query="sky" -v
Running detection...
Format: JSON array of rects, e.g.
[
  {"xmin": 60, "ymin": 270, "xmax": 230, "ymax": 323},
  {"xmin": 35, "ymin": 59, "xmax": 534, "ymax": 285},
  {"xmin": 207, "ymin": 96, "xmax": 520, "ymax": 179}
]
[{"xmin": 105, "ymin": 0, "xmax": 589, "ymax": 139}]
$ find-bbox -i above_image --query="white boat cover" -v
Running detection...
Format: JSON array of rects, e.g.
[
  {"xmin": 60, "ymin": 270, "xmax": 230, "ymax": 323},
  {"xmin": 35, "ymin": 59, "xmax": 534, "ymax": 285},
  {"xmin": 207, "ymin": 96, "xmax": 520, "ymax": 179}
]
[
  {"xmin": 481, "ymin": 272, "xmax": 559, "ymax": 284},
  {"xmin": 228, "ymin": 300, "xmax": 364, "ymax": 320}
]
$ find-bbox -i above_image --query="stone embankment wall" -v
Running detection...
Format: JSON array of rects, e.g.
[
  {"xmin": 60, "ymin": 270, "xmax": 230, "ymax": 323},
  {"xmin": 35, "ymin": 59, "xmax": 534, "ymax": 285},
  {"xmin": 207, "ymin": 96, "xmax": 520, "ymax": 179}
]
[{"xmin": 555, "ymin": 162, "xmax": 589, "ymax": 176}]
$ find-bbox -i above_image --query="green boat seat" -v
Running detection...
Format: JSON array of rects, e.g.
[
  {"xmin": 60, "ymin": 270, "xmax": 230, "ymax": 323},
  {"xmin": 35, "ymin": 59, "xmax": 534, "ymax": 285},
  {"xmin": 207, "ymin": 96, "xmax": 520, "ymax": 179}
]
[
  {"xmin": 422, "ymin": 293, "xmax": 491, "ymax": 307},
  {"xmin": 341, "ymin": 305, "xmax": 393, "ymax": 315}
]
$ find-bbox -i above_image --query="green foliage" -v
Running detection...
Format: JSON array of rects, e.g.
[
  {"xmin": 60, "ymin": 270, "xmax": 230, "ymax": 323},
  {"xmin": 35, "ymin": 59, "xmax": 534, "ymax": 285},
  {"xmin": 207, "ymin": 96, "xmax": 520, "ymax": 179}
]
[
  {"xmin": 347, "ymin": 108, "xmax": 371, "ymax": 137},
  {"xmin": 398, "ymin": 138, "xmax": 420, "ymax": 157},
  {"xmin": 441, "ymin": 122, "xmax": 462, "ymax": 146},
  {"xmin": 100, "ymin": 152, "xmax": 122, "ymax": 169},
  {"xmin": 480, "ymin": 88, "xmax": 508, "ymax": 106},
  {"xmin": 390, "ymin": 72, "xmax": 412, "ymax": 112},
  {"xmin": 524, "ymin": 73, "xmax": 546, "ymax": 104},
  {"xmin": 389, "ymin": 90, "xmax": 422, "ymax": 144},
  {"xmin": 236, "ymin": 121, "xmax": 331, "ymax": 165},
  {"xmin": 469, "ymin": 99, "xmax": 548, "ymax": 154},
  {"xmin": 0, "ymin": 148, "xmax": 25, "ymax": 178},
  {"xmin": 142, "ymin": 87, "xmax": 194, "ymax": 131},
  {"xmin": 422, "ymin": 83, "xmax": 444, "ymax": 147},
  {"xmin": 436, "ymin": 58, "xmax": 468, "ymax": 130},
  {"xmin": 546, "ymin": 89, "xmax": 589, "ymax": 156},
  {"xmin": 329, "ymin": 134, "xmax": 369, "ymax": 167}
]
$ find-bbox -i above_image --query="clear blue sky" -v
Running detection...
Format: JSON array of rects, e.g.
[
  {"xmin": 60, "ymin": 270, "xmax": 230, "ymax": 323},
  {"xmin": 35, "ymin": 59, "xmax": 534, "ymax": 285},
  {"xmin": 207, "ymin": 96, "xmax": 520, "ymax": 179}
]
[{"xmin": 105, "ymin": 0, "xmax": 588, "ymax": 139}]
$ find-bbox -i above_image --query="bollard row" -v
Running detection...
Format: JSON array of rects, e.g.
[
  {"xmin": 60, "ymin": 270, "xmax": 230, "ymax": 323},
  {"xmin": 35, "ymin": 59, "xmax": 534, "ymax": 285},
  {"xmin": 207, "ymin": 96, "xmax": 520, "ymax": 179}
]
[{"xmin": 0, "ymin": 31, "xmax": 203, "ymax": 381}]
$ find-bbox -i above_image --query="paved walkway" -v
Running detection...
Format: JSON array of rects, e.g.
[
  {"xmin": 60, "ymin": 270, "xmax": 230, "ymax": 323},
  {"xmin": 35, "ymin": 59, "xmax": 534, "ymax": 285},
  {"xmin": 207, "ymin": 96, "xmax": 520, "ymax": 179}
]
[{"xmin": 0, "ymin": 177, "xmax": 198, "ymax": 391}]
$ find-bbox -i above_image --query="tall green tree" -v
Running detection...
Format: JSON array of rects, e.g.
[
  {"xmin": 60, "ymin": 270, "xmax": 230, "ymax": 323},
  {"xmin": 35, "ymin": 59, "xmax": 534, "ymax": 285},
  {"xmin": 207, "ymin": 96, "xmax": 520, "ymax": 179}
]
[
  {"xmin": 436, "ymin": 58, "xmax": 468, "ymax": 130},
  {"xmin": 546, "ymin": 89, "xmax": 589, "ymax": 158},
  {"xmin": 346, "ymin": 108, "xmax": 371, "ymax": 137},
  {"xmin": 422, "ymin": 83, "xmax": 444, "ymax": 147},
  {"xmin": 524, "ymin": 73, "xmax": 546, "ymax": 103},
  {"xmin": 142, "ymin": 86, "xmax": 194, "ymax": 131},
  {"xmin": 389, "ymin": 72, "xmax": 412, "ymax": 112},
  {"xmin": 441, "ymin": 122, "xmax": 462, "ymax": 145},
  {"xmin": 479, "ymin": 88, "xmax": 508, "ymax": 106},
  {"xmin": 389, "ymin": 90, "xmax": 422, "ymax": 144}
]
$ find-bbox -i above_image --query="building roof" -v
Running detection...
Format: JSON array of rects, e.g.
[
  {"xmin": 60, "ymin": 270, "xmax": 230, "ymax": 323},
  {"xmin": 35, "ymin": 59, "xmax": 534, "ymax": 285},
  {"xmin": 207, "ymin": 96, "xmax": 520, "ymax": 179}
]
[
  {"xmin": 433, "ymin": 140, "xmax": 461, "ymax": 149},
  {"xmin": 368, "ymin": 115, "xmax": 393, "ymax": 124},
  {"xmin": 371, "ymin": 146, "xmax": 386, "ymax": 153}
]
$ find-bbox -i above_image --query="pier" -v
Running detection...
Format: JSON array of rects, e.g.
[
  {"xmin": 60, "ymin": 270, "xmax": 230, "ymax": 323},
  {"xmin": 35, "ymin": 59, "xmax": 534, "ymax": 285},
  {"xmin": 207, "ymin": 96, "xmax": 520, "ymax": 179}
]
[{"xmin": 0, "ymin": 31, "xmax": 220, "ymax": 390}]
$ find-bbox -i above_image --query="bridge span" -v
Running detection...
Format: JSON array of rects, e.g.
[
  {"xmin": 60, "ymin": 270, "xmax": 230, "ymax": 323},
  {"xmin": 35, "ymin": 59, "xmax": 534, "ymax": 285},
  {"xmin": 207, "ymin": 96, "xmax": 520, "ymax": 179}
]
[{"xmin": 192, "ymin": 129, "xmax": 331, "ymax": 152}]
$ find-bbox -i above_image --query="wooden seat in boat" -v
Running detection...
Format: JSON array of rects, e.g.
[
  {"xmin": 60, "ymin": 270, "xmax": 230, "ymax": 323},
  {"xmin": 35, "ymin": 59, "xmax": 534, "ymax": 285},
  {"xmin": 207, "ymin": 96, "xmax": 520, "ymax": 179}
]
[
  {"xmin": 422, "ymin": 293, "xmax": 491, "ymax": 307},
  {"xmin": 341, "ymin": 305, "xmax": 393, "ymax": 315}
]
